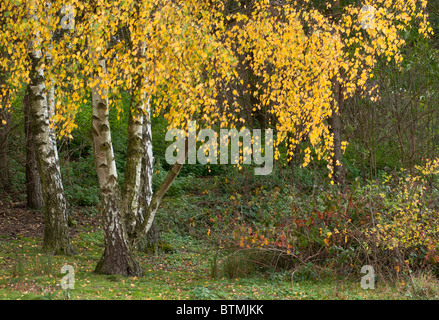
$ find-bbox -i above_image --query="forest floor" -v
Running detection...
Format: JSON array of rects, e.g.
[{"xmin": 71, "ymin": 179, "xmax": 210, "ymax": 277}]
[{"xmin": 0, "ymin": 192, "xmax": 435, "ymax": 300}]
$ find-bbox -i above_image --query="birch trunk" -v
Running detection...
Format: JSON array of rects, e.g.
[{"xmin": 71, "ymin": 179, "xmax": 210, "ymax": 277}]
[
  {"xmin": 134, "ymin": 106, "xmax": 160, "ymax": 252},
  {"xmin": 139, "ymin": 108, "xmax": 154, "ymax": 224},
  {"xmin": 124, "ymin": 91, "xmax": 162, "ymax": 251},
  {"xmin": 91, "ymin": 56, "xmax": 142, "ymax": 276},
  {"xmin": 122, "ymin": 38, "xmax": 158, "ymax": 251},
  {"xmin": 131, "ymin": 138, "xmax": 190, "ymax": 248},
  {"xmin": 124, "ymin": 97, "xmax": 161, "ymax": 251},
  {"xmin": 28, "ymin": 45, "xmax": 75, "ymax": 255},
  {"xmin": 123, "ymin": 95, "xmax": 145, "ymax": 237}
]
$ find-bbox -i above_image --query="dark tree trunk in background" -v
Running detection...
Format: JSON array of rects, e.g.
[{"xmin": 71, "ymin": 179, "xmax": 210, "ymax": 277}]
[
  {"xmin": 328, "ymin": 79, "xmax": 346, "ymax": 186},
  {"xmin": 0, "ymin": 108, "xmax": 11, "ymax": 192},
  {"xmin": 24, "ymin": 89, "xmax": 44, "ymax": 209},
  {"xmin": 0, "ymin": 46, "xmax": 11, "ymax": 193}
]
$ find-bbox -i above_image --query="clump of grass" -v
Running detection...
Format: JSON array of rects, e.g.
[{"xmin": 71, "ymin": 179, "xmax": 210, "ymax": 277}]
[
  {"xmin": 219, "ymin": 248, "xmax": 295, "ymax": 279},
  {"xmin": 222, "ymin": 252, "xmax": 257, "ymax": 278},
  {"xmin": 11, "ymin": 256, "xmax": 26, "ymax": 277},
  {"xmin": 210, "ymin": 251, "xmax": 219, "ymax": 279},
  {"xmin": 191, "ymin": 286, "xmax": 219, "ymax": 299},
  {"xmin": 406, "ymin": 270, "xmax": 439, "ymax": 299},
  {"xmin": 10, "ymin": 255, "xmax": 55, "ymax": 277}
]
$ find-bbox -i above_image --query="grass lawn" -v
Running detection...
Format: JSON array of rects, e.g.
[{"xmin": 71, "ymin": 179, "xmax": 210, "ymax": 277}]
[{"xmin": 0, "ymin": 226, "xmax": 431, "ymax": 300}]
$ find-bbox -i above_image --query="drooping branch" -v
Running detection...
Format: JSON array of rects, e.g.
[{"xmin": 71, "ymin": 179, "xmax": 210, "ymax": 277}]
[{"xmin": 131, "ymin": 137, "xmax": 192, "ymax": 247}]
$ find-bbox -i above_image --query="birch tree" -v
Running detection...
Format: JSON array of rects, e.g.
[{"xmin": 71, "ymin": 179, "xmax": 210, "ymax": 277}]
[
  {"xmin": 0, "ymin": 1, "xmax": 76, "ymax": 254},
  {"xmin": 0, "ymin": 0, "xmax": 432, "ymax": 275},
  {"xmin": 84, "ymin": 0, "xmax": 236, "ymax": 275},
  {"xmin": 27, "ymin": 2, "xmax": 75, "ymax": 255}
]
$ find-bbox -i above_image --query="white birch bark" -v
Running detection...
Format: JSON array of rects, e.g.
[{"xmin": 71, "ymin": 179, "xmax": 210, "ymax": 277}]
[
  {"xmin": 90, "ymin": 54, "xmax": 142, "ymax": 276},
  {"xmin": 122, "ymin": 40, "xmax": 156, "ymax": 247},
  {"xmin": 27, "ymin": 3, "xmax": 74, "ymax": 255}
]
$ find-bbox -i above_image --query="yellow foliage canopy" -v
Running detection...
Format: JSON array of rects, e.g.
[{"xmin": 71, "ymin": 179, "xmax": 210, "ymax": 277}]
[{"xmin": 0, "ymin": 0, "xmax": 432, "ymax": 168}]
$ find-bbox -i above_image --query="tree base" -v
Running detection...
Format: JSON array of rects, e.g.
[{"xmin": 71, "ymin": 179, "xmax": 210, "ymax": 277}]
[
  {"xmin": 43, "ymin": 244, "xmax": 76, "ymax": 256},
  {"xmin": 94, "ymin": 251, "xmax": 143, "ymax": 277},
  {"xmin": 137, "ymin": 221, "xmax": 161, "ymax": 254},
  {"xmin": 43, "ymin": 236, "xmax": 76, "ymax": 256}
]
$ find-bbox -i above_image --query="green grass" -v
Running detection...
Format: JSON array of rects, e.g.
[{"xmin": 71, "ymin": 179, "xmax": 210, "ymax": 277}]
[
  {"xmin": 2, "ymin": 172, "xmax": 439, "ymax": 300},
  {"xmin": 1, "ymin": 225, "xmax": 437, "ymax": 300}
]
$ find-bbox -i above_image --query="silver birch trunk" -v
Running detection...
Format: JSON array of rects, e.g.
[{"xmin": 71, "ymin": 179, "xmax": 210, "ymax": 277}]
[
  {"xmin": 28, "ymin": 44, "xmax": 74, "ymax": 255},
  {"xmin": 131, "ymin": 138, "xmax": 191, "ymax": 248},
  {"xmin": 124, "ymin": 97, "xmax": 160, "ymax": 251},
  {"xmin": 122, "ymin": 39, "xmax": 157, "ymax": 250},
  {"xmin": 26, "ymin": 2, "xmax": 74, "ymax": 254},
  {"xmin": 91, "ymin": 55, "xmax": 142, "ymax": 276},
  {"xmin": 132, "ymin": 104, "xmax": 159, "ymax": 251},
  {"xmin": 123, "ymin": 95, "xmax": 145, "ymax": 237}
]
